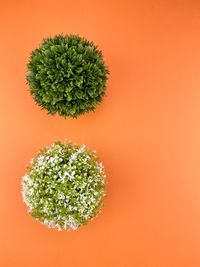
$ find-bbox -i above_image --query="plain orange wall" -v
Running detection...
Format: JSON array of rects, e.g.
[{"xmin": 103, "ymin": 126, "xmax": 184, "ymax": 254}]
[{"xmin": 1, "ymin": 0, "xmax": 200, "ymax": 266}]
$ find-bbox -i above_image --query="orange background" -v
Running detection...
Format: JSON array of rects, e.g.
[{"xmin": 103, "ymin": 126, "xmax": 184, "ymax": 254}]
[{"xmin": 1, "ymin": 0, "xmax": 200, "ymax": 266}]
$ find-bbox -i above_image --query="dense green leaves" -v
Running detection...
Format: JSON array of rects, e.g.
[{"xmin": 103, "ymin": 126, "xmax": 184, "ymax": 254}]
[
  {"xmin": 22, "ymin": 141, "xmax": 106, "ymax": 230},
  {"xmin": 26, "ymin": 34, "xmax": 109, "ymax": 117}
]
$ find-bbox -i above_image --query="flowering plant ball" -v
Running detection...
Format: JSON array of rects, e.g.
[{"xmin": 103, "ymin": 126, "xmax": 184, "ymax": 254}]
[
  {"xmin": 22, "ymin": 141, "xmax": 106, "ymax": 230},
  {"xmin": 26, "ymin": 34, "xmax": 109, "ymax": 117}
]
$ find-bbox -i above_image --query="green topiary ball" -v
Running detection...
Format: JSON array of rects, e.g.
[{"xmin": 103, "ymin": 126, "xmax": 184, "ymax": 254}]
[
  {"xmin": 22, "ymin": 141, "xmax": 106, "ymax": 230},
  {"xmin": 26, "ymin": 34, "xmax": 109, "ymax": 117}
]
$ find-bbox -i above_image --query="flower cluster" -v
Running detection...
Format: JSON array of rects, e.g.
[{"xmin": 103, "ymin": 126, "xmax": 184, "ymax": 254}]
[
  {"xmin": 22, "ymin": 141, "xmax": 106, "ymax": 230},
  {"xmin": 26, "ymin": 34, "xmax": 109, "ymax": 117}
]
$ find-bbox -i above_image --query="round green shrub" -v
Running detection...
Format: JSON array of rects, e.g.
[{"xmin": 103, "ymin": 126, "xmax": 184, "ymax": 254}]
[
  {"xmin": 26, "ymin": 34, "xmax": 109, "ymax": 117},
  {"xmin": 22, "ymin": 141, "xmax": 106, "ymax": 230}
]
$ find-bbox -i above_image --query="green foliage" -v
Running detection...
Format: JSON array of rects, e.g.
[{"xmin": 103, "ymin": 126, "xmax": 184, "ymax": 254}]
[
  {"xmin": 26, "ymin": 34, "xmax": 109, "ymax": 117},
  {"xmin": 22, "ymin": 141, "xmax": 106, "ymax": 230}
]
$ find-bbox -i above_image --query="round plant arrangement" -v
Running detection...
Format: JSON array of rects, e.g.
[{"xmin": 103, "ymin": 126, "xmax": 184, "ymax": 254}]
[
  {"xmin": 26, "ymin": 34, "xmax": 109, "ymax": 117},
  {"xmin": 22, "ymin": 141, "xmax": 106, "ymax": 230}
]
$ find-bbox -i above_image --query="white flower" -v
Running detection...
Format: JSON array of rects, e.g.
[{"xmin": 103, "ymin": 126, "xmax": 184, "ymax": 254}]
[{"xmin": 21, "ymin": 141, "xmax": 106, "ymax": 231}]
